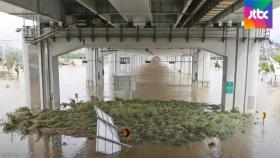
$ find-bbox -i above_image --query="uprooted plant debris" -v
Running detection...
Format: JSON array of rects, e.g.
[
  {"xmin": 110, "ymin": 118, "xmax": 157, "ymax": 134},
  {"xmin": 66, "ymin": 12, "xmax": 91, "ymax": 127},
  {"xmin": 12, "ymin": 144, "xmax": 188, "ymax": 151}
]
[{"xmin": 1, "ymin": 99, "xmax": 252, "ymax": 145}]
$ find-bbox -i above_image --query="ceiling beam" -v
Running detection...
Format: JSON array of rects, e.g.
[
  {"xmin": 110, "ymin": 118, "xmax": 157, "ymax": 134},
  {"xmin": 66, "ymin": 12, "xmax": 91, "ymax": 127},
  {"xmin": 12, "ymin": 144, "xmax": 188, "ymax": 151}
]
[
  {"xmin": 76, "ymin": 0, "xmax": 116, "ymax": 27},
  {"xmin": 199, "ymin": 0, "xmax": 238, "ymax": 23},
  {"xmin": 107, "ymin": 0, "xmax": 152, "ymax": 26},
  {"xmin": 208, "ymin": 0, "xmax": 243, "ymax": 24},
  {"xmin": 173, "ymin": 0, "xmax": 193, "ymax": 28},
  {"xmin": 180, "ymin": 0, "xmax": 207, "ymax": 27}
]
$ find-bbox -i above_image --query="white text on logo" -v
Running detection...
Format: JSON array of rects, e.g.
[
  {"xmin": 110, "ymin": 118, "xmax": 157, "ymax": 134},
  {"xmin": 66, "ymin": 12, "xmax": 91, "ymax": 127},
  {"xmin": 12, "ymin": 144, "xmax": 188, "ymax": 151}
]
[{"xmin": 248, "ymin": 9, "xmax": 269, "ymax": 20}]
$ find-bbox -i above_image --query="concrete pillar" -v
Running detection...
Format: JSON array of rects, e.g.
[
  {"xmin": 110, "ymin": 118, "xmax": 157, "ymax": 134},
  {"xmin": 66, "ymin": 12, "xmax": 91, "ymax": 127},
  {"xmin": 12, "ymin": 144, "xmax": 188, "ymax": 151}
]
[
  {"xmin": 192, "ymin": 53, "xmax": 198, "ymax": 84},
  {"xmin": 86, "ymin": 48, "xmax": 95, "ymax": 86},
  {"xmin": 223, "ymin": 33, "xmax": 260, "ymax": 113},
  {"xmin": 245, "ymin": 44, "xmax": 259, "ymax": 112},
  {"xmin": 197, "ymin": 50, "xmax": 211, "ymax": 86},
  {"xmin": 39, "ymin": 41, "xmax": 52, "ymax": 110},
  {"xmin": 175, "ymin": 55, "xmax": 181, "ymax": 72},
  {"xmin": 180, "ymin": 55, "xmax": 192, "ymax": 75},
  {"xmin": 50, "ymin": 56, "xmax": 60, "ymax": 109},
  {"xmin": 187, "ymin": 56, "xmax": 192, "ymax": 75},
  {"xmin": 24, "ymin": 41, "xmax": 61, "ymax": 111},
  {"xmin": 86, "ymin": 48, "xmax": 104, "ymax": 98},
  {"xmin": 192, "ymin": 50, "xmax": 210, "ymax": 87},
  {"xmin": 114, "ymin": 52, "xmax": 119, "ymax": 75},
  {"xmin": 23, "ymin": 43, "xmax": 42, "ymax": 111}
]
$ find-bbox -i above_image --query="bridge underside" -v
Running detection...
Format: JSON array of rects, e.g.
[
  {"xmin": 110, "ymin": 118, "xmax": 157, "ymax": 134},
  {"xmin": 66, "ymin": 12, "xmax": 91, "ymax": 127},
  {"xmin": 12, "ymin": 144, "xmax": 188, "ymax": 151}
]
[
  {"xmin": 22, "ymin": 27, "xmax": 262, "ymax": 113},
  {"xmin": 0, "ymin": 0, "xmax": 279, "ymax": 29}
]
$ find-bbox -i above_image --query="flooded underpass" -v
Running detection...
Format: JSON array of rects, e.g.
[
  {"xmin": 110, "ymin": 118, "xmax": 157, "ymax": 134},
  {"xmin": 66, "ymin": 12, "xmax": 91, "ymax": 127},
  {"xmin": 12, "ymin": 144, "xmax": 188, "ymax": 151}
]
[{"xmin": 0, "ymin": 58, "xmax": 280, "ymax": 158}]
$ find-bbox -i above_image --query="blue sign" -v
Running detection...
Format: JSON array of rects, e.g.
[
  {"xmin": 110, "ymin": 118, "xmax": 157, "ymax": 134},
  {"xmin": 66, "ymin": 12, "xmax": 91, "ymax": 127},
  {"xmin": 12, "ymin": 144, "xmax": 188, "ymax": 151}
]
[{"xmin": 226, "ymin": 81, "xmax": 234, "ymax": 94}]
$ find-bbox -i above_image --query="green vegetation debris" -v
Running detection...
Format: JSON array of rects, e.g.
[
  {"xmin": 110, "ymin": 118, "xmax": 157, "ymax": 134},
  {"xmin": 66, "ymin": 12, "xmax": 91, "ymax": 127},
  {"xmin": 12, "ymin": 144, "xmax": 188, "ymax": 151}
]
[{"xmin": 1, "ymin": 100, "xmax": 251, "ymax": 145}]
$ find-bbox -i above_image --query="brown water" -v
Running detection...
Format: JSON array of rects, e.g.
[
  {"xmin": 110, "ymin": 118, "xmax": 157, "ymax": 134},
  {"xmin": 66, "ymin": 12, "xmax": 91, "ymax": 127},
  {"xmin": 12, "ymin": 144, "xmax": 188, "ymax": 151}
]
[{"xmin": 0, "ymin": 60, "xmax": 279, "ymax": 158}]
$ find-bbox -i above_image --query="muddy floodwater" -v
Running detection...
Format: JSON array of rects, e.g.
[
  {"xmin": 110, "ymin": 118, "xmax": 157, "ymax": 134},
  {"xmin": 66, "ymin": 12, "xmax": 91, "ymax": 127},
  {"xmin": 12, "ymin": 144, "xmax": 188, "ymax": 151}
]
[{"xmin": 0, "ymin": 60, "xmax": 280, "ymax": 158}]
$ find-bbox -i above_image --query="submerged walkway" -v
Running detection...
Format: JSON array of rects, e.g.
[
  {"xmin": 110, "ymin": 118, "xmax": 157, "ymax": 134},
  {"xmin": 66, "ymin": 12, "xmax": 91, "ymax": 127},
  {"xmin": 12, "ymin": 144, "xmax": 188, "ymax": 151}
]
[{"xmin": 120, "ymin": 59, "xmax": 221, "ymax": 104}]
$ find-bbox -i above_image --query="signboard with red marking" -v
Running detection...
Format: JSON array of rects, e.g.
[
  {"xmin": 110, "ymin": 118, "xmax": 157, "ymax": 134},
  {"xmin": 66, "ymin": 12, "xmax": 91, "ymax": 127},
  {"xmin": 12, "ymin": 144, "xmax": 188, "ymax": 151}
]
[
  {"xmin": 123, "ymin": 128, "xmax": 131, "ymax": 137},
  {"xmin": 95, "ymin": 107, "xmax": 131, "ymax": 155},
  {"xmin": 122, "ymin": 128, "xmax": 132, "ymax": 140}
]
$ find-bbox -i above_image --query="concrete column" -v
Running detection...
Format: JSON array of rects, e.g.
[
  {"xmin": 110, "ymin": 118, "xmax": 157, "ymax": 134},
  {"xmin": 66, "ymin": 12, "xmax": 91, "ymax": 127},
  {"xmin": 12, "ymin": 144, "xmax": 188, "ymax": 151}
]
[
  {"xmin": 86, "ymin": 48, "xmax": 104, "ymax": 98},
  {"xmin": 197, "ymin": 50, "xmax": 211, "ymax": 86},
  {"xmin": 114, "ymin": 52, "xmax": 119, "ymax": 75},
  {"xmin": 24, "ymin": 41, "xmax": 60, "ymax": 111},
  {"xmin": 86, "ymin": 48, "xmax": 95, "ymax": 86},
  {"xmin": 192, "ymin": 50, "xmax": 210, "ymax": 87},
  {"xmin": 223, "ymin": 36, "xmax": 260, "ymax": 113},
  {"xmin": 192, "ymin": 53, "xmax": 198, "ymax": 84},
  {"xmin": 180, "ymin": 55, "xmax": 190, "ymax": 75},
  {"xmin": 39, "ymin": 41, "xmax": 52, "ymax": 110},
  {"xmin": 245, "ymin": 43, "xmax": 260, "ymax": 113},
  {"xmin": 175, "ymin": 55, "xmax": 181, "ymax": 72},
  {"xmin": 180, "ymin": 55, "xmax": 192, "ymax": 75},
  {"xmin": 186, "ymin": 56, "xmax": 192, "ymax": 75},
  {"xmin": 23, "ymin": 43, "xmax": 42, "ymax": 111},
  {"xmin": 49, "ymin": 56, "xmax": 60, "ymax": 109}
]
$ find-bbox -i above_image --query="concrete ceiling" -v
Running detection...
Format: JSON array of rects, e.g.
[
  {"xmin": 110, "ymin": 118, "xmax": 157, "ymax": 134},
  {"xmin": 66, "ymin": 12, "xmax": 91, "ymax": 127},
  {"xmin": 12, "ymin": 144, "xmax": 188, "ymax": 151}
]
[
  {"xmin": 219, "ymin": 1, "xmax": 280, "ymax": 23},
  {"xmin": 107, "ymin": 0, "xmax": 153, "ymax": 25},
  {"xmin": 1, "ymin": 0, "xmax": 279, "ymax": 28}
]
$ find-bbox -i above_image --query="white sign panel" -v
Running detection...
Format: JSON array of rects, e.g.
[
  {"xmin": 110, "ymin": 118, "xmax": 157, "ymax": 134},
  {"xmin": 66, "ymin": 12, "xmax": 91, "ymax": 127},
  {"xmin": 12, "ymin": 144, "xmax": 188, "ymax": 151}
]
[{"xmin": 95, "ymin": 107, "xmax": 121, "ymax": 155}]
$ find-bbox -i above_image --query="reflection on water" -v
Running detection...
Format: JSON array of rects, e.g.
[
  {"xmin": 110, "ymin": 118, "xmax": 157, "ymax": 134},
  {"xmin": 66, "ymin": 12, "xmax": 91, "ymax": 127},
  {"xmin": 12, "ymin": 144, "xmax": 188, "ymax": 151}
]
[{"xmin": 0, "ymin": 59, "xmax": 280, "ymax": 157}]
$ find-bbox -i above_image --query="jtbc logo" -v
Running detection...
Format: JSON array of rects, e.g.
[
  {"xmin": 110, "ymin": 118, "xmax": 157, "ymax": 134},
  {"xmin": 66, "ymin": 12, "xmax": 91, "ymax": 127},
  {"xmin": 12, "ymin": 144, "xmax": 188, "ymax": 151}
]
[{"xmin": 248, "ymin": 9, "xmax": 269, "ymax": 20}]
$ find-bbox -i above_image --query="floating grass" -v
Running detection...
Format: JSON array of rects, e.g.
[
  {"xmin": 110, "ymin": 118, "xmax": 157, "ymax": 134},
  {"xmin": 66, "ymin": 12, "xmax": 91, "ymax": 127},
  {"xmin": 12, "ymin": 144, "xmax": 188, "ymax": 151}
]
[{"xmin": 1, "ymin": 100, "xmax": 252, "ymax": 145}]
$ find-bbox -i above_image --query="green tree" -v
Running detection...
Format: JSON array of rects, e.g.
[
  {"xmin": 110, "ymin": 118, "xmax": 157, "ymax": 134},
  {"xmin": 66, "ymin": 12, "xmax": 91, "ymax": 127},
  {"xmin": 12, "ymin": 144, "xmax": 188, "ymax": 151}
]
[
  {"xmin": 274, "ymin": 54, "xmax": 280, "ymax": 64},
  {"xmin": 4, "ymin": 51, "xmax": 20, "ymax": 72},
  {"xmin": 259, "ymin": 62, "xmax": 271, "ymax": 73}
]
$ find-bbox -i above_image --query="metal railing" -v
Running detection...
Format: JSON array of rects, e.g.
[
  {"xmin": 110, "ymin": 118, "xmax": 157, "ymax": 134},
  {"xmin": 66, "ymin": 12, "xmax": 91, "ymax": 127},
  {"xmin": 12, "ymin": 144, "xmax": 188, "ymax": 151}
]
[{"xmin": 23, "ymin": 25, "xmax": 271, "ymax": 43}]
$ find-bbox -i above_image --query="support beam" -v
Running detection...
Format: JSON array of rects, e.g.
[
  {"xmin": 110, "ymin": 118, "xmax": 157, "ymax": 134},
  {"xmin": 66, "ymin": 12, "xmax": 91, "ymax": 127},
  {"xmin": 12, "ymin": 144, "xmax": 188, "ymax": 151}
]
[
  {"xmin": 75, "ymin": 0, "xmax": 116, "ymax": 27},
  {"xmin": 107, "ymin": 0, "xmax": 153, "ymax": 25},
  {"xmin": 173, "ymin": 0, "xmax": 193, "ymax": 28},
  {"xmin": 209, "ymin": 0, "xmax": 243, "ymax": 24},
  {"xmin": 181, "ymin": 0, "xmax": 207, "ymax": 27}
]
